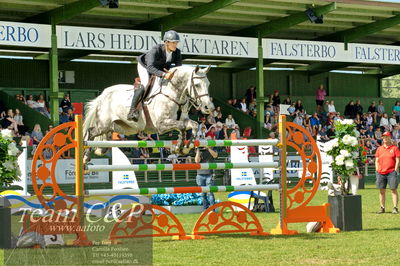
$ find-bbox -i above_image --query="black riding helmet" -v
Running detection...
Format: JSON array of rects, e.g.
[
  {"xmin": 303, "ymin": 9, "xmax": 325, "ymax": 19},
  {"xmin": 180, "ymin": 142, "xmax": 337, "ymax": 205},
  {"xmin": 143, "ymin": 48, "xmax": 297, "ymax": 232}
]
[{"xmin": 163, "ymin": 30, "xmax": 180, "ymax": 42}]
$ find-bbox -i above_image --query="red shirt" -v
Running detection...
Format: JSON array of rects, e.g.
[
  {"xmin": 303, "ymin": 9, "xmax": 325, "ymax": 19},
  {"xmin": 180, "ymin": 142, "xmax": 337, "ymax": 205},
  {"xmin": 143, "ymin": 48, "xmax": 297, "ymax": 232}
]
[
  {"xmin": 206, "ymin": 131, "xmax": 216, "ymax": 139},
  {"xmin": 375, "ymin": 145, "xmax": 400, "ymax": 175}
]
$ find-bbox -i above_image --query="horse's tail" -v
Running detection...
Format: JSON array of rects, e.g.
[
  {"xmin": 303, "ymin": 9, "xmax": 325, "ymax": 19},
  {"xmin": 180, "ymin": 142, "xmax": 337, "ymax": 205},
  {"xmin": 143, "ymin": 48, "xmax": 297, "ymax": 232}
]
[{"xmin": 83, "ymin": 95, "xmax": 102, "ymax": 140}]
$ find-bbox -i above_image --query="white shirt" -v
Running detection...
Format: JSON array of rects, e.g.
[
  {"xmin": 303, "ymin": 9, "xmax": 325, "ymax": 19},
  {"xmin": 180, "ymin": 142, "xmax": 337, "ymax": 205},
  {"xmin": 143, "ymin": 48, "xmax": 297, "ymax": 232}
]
[
  {"xmin": 389, "ymin": 117, "xmax": 397, "ymax": 126},
  {"xmin": 225, "ymin": 118, "xmax": 236, "ymax": 128},
  {"xmin": 240, "ymin": 102, "xmax": 247, "ymax": 112},
  {"xmin": 327, "ymin": 104, "xmax": 336, "ymax": 113},
  {"xmin": 380, "ymin": 117, "xmax": 389, "ymax": 126},
  {"xmin": 166, "ymin": 50, "xmax": 172, "ymax": 63}
]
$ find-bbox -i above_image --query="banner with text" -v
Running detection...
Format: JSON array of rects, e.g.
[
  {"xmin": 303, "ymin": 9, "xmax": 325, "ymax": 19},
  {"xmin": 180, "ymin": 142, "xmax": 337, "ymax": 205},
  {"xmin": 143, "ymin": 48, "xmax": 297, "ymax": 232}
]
[
  {"xmin": 57, "ymin": 25, "xmax": 257, "ymax": 58},
  {"xmin": 26, "ymin": 158, "xmax": 109, "ymax": 184},
  {"xmin": 264, "ymin": 38, "xmax": 400, "ymax": 65},
  {"xmin": 0, "ymin": 21, "xmax": 50, "ymax": 48}
]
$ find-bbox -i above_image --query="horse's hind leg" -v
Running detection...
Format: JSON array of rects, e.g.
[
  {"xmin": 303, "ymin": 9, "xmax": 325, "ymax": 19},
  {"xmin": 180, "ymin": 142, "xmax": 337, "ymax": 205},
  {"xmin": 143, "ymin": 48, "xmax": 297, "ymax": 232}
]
[{"xmin": 83, "ymin": 127, "xmax": 105, "ymax": 163}]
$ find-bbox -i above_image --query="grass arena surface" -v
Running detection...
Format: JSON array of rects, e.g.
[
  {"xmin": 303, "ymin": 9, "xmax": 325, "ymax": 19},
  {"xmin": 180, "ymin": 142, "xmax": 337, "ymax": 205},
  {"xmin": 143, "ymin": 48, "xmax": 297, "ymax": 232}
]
[{"xmin": 1, "ymin": 183, "xmax": 400, "ymax": 266}]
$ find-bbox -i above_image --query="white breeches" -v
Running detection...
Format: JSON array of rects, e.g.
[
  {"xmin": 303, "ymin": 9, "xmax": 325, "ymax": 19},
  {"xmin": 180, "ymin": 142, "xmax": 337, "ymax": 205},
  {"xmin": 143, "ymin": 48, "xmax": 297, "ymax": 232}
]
[{"xmin": 137, "ymin": 63, "xmax": 150, "ymax": 88}]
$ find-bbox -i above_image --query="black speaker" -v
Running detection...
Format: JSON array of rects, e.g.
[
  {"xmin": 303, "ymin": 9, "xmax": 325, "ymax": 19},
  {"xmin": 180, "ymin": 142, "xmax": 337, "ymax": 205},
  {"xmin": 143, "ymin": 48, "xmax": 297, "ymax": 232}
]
[
  {"xmin": 108, "ymin": 0, "xmax": 119, "ymax": 8},
  {"xmin": 305, "ymin": 8, "xmax": 323, "ymax": 24},
  {"xmin": 98, "ymin": 0, "xmax": 118, "ymax": 8}
]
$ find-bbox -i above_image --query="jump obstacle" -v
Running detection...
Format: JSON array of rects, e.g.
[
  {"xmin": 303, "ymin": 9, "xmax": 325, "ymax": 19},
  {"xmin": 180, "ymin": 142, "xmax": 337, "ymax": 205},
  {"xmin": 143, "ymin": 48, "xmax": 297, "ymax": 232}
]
[{"xmin": 26, "ymin": 114, "xmax": 339, "ymax": 246}]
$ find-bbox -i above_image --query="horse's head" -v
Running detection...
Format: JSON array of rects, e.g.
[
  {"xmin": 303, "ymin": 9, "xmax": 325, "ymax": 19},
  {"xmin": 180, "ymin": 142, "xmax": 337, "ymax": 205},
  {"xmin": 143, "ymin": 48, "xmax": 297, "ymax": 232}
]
[{"xmin": 188, "ymin": 66, "xmax": 215, "ymax": 114}]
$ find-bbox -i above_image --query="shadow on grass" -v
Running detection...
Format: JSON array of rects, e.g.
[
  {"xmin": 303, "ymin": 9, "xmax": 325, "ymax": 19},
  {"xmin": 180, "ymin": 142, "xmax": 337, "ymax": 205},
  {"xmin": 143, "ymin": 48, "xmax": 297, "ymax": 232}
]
[
  {"xmin": 363, "ymin": 227, "xmax": 400, "ymax": 232},
  {"xmin": 154, "ymin": 232, "xmax": 335, "ymax": 242}
]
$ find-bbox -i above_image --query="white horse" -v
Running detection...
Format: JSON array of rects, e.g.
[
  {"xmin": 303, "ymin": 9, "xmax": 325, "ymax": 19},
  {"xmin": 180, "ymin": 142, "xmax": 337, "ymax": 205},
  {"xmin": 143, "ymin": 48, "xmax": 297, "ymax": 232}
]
[{"xmin": 83, "ymin": 65, "xmax": 214, "ymax": 162}]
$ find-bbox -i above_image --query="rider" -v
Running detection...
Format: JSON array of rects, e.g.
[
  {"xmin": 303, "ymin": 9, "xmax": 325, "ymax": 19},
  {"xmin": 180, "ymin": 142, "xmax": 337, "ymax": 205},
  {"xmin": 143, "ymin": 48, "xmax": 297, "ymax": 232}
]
[{"xmin": 127, "ymin": 30, "xmax": 182, "ymax": 121}]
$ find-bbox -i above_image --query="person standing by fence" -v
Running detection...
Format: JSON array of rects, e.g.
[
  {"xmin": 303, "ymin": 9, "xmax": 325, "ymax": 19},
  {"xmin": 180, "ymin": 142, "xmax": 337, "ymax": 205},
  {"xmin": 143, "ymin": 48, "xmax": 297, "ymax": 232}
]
[
  {"xmin": 195, "ymin": 144, "xmax": 218, "ymax": 211},
  {"xmin": 375, "ymin": 132, "xmax": 400, "ymax": 214}
]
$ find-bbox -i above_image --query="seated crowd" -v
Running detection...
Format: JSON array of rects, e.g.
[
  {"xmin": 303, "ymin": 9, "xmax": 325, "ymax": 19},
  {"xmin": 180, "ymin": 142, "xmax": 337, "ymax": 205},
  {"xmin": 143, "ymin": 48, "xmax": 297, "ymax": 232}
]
[
  {"xmin": 229, "ymin": 85, "xmax": 400, "ymax": 158},
  {"xmin": 0, "ymin": 93, "xmax": 76, "ymax": 158}
]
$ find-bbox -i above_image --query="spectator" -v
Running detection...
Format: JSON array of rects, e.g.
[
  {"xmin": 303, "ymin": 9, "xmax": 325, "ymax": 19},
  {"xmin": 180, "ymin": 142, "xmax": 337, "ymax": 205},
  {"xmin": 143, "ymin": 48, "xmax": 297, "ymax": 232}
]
[
  {"xmin": 215, "ymin": 112, "xmax": 224, "ymax": 123},
  {"xmin": 389, "ymin": 114, "xmax": 397, "ymax": 128},
  {"xmin": 327, "ymin": 126, "xmax": 335, "ymax": 139},
  {"xmin": 287, "ymin": 103, "xmax": 296, "ymax": 115},
  {"xmin": 26, "ymin": 95, "xmax": 39, "ymax": 109},
  {"xmin": 215, "ymin": 123, "xmax": 224, "ymax": 140},
  {"xmin": 293, "ymin": 113, "xmax": 303, "ymax": 127},
  {"xmin": 264, "ymin": 104, "xmax": 274, "ymax": 117},
  {"xmin": 303, "ymin": 115, "xmax": 313, "ymax": 135},
  {"xmin": 195, "ymin": 145, "xmax": 218, "ymax": 211},
  {"xmin": 282, "ymin": 96, "xmax": 291, "ymax": 105},
  {"xmin": 14, "ymin": 108, "xmax": 28, "ymax": 135},
  {"xmin": 197, "ymin": 126, "xmax": 207, "ymax": 139},
  {"xmin": 365, "ymin": 140, "xmax": 377, "ymax": 155},
  {"xmin": 43, "ymin": 148, "xmax": 53, "ymax": 160},
  {"xmin": 233, "ymin": 125, "xmax": 241, "ymax": 138},
  {"xmin": 59, "ymin": 108, "xmax": 71, "ymax": 124},
  {"xmin": 323, "ymin": 100, "xmax": 330, "ymax": 114},
  {"xmin": 368, "ymin": 101, "xmax": 378, "ymax": 123},
  {"xmin": 375, "ymin": 127, "xmax": 383, "ymax": 145},
  {"xmin": 366, "ymin": 125, "xmax": 375, "ymax": 139},
  {"xmin": 36, "ymin": 94, "xmax": 51, "ymax": 118},
  {"xmin": 380, "ymin": 113, "xmax": 391, "ymax": 132},
  {"xmin": 375, "ymin": 132, "xmax": 399, "ymax": 214},
  {"xmin": 213, "ymin": 106, "xmax": 222, "ymax": 118},
  {"xmin": 0, "ymin": 101, "xmax": 5, "ymax": 119},
  {"xmin": 327, "ymin": 100, "xmax": 336, "ymax": 114},
  {"xmin": 15, "ymin": 94, "xmax": 26, "ymax": 104},
  {"xmin": 318, "ymin": 128, "xmax": 330, "ymax": 141},
  {"xmin": 239, "ymin": 98, "xmax": 247, "ymax": 113},
  {"xmin": 1, "ymin": 109, "xmax": 19, "ymax": 136},
  {"xmin": 310, "ymin": 113, "xmax": 322, "ymax": 134},
  {"xmin": 377, "ymin": 100, "xmax": 385, "ymax": 118},
  {"xmin": 245, "ymin": 85, "xmax": 256, "ymax": 105},
  {"xmin": 271, "ymin": 90, "xmax": 280, "ymax": 114},
  {"xmin": 264, "ymin": 113, "xmax": 272, "ymax": 130},
  {"xmin": 198, "ymin": 117, "xmax": 207, "ymax": 131},
  {"xmin": 207, "ymin": 113, "xmax": 216, "ymax": 125},
  {"xmin": 344, "ymin": 100, "xmax": 357, "ymax": 119},
  {"xmin": 221, "ymin": 124, "xmax": 229, "ymax": 140},
  {"xmin": 354, "ymin": 100, "xmax": 363, "ymax": 117},
  {"xmin": 294, "ymin": 99, "xmax": 304, "ymax": 114},
  {"xmin": 248, "ymin": 99, "xmax": 256, "ymax": 114},
  {"xmin": 31, "ymin": 124, "xmax": 43, "ymax": 155},
  {"xmin": 393, "ymin": 101, "xmax": 400, "ymax": 123},
  {"xmin": 393, "ymin": 125, "xmax": 400, "ymax": 145},
  {"xmin": 206, "ymin": 127, "xmax": 216, "ymax": 139},
  {"xmin": 231, "ymin": 99, "xmax": 240, "ymax": 110},
  {"xmin": 325, "ymin": 113, "xmax": 335, "ymax": 128},
  {"xmin": 315, "ymin": 84, "xmax": 326, "ymax": 113},
  {"xmin": 225, "ymin": 114, "xmax": 236, "ymax": 129},
  {"xmin": 366, "ymin": 112, "xmax": 374, "ymax": 127},
  {"xmin": 60, "ymin": 94, "xmax": 72, "ymax": 111}
]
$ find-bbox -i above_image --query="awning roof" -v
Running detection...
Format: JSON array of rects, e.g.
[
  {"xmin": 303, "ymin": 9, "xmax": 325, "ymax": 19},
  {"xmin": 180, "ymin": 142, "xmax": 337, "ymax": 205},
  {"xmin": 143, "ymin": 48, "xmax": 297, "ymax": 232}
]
[{"xmin": 1, "ymin": 0, "xmax": 400, "ymax": 74}]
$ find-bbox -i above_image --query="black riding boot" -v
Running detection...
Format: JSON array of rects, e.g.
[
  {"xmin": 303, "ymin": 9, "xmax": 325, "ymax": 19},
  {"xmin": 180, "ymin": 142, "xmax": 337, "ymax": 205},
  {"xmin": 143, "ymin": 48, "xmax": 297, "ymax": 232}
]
[{"xmin": 127, "ymin": 85, "xmax": 145, "ymax": 121}]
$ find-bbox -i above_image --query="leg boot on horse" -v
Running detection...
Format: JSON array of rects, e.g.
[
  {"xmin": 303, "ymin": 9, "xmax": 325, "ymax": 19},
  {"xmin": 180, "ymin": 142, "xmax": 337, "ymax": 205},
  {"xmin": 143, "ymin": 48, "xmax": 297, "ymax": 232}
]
[{"xmin": 127, "ymin": 85, "xmax": 145, "ymax": 122}]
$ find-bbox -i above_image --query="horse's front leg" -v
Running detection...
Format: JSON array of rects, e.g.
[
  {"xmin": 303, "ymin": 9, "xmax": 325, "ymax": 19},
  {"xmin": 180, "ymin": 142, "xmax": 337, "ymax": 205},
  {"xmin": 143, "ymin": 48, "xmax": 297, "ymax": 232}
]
[
  {"xmin": 157, "ymin": 119, "xmax": 186, "ymax": 154},
  {"xmin": 181, "ymin": 119, "xmax": 198, "ymax": 154}
]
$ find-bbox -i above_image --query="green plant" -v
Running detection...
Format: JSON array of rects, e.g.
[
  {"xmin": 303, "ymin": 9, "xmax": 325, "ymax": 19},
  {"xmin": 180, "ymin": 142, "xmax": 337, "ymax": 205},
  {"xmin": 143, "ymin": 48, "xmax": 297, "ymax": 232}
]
[
  {"xmin": 325, "ymin": 119, "xmax": 367, "ymax": 194},
  {"xmin": 0, "ymin": 129, "xmax": 21, "ymax": 188}
]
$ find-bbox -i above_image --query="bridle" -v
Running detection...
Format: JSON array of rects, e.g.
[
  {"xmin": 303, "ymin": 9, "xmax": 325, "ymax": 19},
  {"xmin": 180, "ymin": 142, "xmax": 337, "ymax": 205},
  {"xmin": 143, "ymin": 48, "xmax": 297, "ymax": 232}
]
[
  {"xmin": 146, "ymin": 69, "xmax": 209, "ymax": 111},
  {"xmin": 187, "ymin": 71, "xmax": 209, "ymax": 110}
]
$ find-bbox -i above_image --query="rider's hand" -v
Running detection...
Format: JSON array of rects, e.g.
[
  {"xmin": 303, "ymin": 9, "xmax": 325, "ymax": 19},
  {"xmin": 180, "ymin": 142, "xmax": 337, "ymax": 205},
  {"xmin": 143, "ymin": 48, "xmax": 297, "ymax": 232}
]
[{"xmin": 164, "ymin": 71, "xmax": 174, "ymax": 80}]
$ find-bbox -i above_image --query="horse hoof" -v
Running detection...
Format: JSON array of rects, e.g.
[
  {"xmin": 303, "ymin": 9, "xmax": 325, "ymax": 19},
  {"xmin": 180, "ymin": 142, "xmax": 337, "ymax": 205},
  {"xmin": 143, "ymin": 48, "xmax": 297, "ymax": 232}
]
[
  {"xmin": 83, "ymin": 154, "xmax": 91, "ymax": 164},
  {"xmin": 94, "ymin": 148, "xmax": 104, "ymax": 156},
  {"xmin": 181, "ymin": 147, "xmax": 190, "ymax": 155}
]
